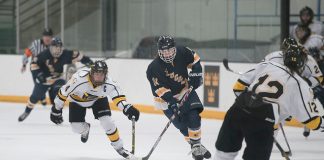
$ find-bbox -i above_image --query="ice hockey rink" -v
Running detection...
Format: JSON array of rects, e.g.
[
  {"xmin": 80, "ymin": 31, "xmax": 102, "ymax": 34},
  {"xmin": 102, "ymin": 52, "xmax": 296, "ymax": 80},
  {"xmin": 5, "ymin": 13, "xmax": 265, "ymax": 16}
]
[{"xmin": 0, "ymin": 102, "xmax": 323, "ymax": 160}]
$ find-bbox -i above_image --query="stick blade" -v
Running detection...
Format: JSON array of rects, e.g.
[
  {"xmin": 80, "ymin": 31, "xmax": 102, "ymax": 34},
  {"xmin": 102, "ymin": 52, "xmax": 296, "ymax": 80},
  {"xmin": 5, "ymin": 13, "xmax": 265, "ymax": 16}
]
[{"xmin": 222, "ymin": 58, "xmax": 229, "ymax": 70}]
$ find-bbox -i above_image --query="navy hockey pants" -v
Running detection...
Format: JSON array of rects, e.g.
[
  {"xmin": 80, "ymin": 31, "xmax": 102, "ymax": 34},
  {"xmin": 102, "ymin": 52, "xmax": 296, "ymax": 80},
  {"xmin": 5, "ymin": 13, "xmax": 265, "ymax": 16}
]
[
  {"xmin": 30, "ymin": 69, "xmax": 46, "ymax": 101},
  {"xmin": 163, "ymin": 91, "xmax": 203, "ymax": 137},
  {"xmin": 29, "ymin": 79, "xmax": 66, "ymax": 105}
]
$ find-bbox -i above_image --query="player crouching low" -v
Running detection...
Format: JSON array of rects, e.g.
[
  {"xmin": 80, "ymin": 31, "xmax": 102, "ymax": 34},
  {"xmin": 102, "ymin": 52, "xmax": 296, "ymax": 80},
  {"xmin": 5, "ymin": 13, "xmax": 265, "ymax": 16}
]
[
  {"xmin": 50, "ymin": 60, "xmax": 140, "ymax": 159},
  {"xmin": 146, "ymin": 35, "xmax": 211, "ymax": 160}
]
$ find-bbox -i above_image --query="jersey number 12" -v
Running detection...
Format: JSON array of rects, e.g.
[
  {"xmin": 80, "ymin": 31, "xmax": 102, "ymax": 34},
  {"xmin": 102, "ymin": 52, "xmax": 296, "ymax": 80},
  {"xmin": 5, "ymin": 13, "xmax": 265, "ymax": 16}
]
[{"xmin": 252, "ymin": 74, "xmax": 283, "ymax": 99}]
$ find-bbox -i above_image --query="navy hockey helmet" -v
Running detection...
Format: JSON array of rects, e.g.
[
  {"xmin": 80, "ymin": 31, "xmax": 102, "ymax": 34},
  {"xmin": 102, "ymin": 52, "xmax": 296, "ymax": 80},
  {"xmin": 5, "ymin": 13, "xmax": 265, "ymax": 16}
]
[
  {"xmin": 50, "ymin": 37, "xmax": 63, "ymax": 58},
  {"xmin": 157, "ymin": 35, "xmax": 176, "ymax": 63},
  {"xmin": 90, "ymin": 60, "xmax": 108, "ymax": 86},
  {"xmin": 42, "ymin": 28, "xmax": 53, "ymax": 36},
  {"xmin": 281, "ymin": 37, "xmax": 298, "ymax": 52},
  {"xmin": 283, "ymin": 45, "xmax": 307, "ymax": 73},
  {"xmin": 299, "ymin": 6, "xmax": 314, "ymax": 24}
]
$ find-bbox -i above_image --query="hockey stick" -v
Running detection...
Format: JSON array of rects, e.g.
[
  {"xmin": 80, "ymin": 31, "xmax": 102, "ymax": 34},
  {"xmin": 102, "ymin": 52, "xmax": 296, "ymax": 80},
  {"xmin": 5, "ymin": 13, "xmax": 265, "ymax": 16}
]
[
  {"xmin": 279, "ymin": 123, "xmax": 292, "ymax": 156},
  {"xmin": 131, "ymin": 116, "xmax": 136, "ymax": 154},
  {"xmin": 76, "ymin": 56, "xmax": 114, "ymax": 70},
  {"xmin": 138, "ymin": 87, "xmax": 193, "ymax": 160},
  {"xmin": 274, "ymin": 138, "xmax": 290, "ymax": 160},
  {"xmin": 222, "ymin": 58, "xmax": 243, "ymax": 75}
]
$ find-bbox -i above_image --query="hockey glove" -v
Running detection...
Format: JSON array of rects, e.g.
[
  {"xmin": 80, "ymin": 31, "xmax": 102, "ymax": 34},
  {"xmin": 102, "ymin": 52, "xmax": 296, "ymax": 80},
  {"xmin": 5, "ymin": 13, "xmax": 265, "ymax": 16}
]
[
  {"xmin": 36, "ymin": 72, "xmax": 46, "ymax": 84},
  {"xmin": 168, "ymin": 101, "xmax": 185, "ymax": 117},
  {"xmin": 123, "ymin": 104, "xmax": 140, "ymax": 121},
  {"xmin": 169, "ymin": 103, "xmax": 179, "ymax": 113},
  {"xmin": 189, "ymin": 71, "xmax": 203, "ymax": 90},
  {"xmin": 50, "ymin": 105, "xmax": 63, "ymax": 124}
]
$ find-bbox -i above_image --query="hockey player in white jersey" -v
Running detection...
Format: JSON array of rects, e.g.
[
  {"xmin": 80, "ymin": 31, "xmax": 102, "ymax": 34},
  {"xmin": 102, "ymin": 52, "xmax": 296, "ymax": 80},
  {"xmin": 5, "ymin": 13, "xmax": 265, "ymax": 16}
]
[
  {"xmin": 264, "ymin": 38, "xmax": 323, "ymax": 88},
  {"xmin": 215, "ymin": 45, "xmax": 324, "ymax": 160},
  {"xmin": 295, "ymin": 24, "xmax": 324, "ymax": 50},
  {"xmin": 264, "ymin": 38, "xmax": 324, "ymax": 137},
  {"xmin": 50, "ymin": 60, "xmax": 140, "ymax": 159}
]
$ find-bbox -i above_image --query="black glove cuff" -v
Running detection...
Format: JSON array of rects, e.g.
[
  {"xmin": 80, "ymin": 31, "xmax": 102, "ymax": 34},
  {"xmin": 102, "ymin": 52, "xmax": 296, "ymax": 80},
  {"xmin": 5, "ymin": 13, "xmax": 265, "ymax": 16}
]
[{"xmin": 51, "ymin": 106, "xmax": 62, "ymax": 113}]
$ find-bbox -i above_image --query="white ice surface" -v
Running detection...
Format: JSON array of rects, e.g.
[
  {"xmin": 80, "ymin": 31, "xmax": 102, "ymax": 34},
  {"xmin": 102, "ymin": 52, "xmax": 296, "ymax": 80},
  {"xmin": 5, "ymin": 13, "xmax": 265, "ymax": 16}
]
[{"xmin": 0, "ymin": 102, "xmax": 323, "ymax": 160}]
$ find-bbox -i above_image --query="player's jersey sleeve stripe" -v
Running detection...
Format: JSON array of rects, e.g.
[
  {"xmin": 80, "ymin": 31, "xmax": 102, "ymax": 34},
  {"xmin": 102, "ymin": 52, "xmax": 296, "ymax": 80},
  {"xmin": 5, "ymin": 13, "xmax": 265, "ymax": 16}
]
[
  {"xmin": 155, "ymin": 87, "xmax": 171, "ymax": 97},
  {"xmin": 233, "ymin": 80, "xmax": 248, "ymax": 91},
  {"xmin": 30, "ymin": 64, "xmax": 40, "ymax": 70},
  {"xmin": 192, "ymin": 53, "xmax": 200, "ymax": 64},
  {"xmin": 303, "ymin": 116, "xmax": 322, "ymax": 130},
  {"xmin": 316, "ymin": 76, "xmax": 323, "ymax": 84},
  {"xmin": 112, "ymin": 95, "xmax": 126, "ymax": 106},
  {"xmin": 58, "ymin": 90, "xmax": 67, "ymax": 101},
  {"xmin": 269, "ymin": 62, "xmax": 312, "ymax": 119},
  {"xmin": 154, "ymin": 97, "xmax": 166, "ymax": 103}
]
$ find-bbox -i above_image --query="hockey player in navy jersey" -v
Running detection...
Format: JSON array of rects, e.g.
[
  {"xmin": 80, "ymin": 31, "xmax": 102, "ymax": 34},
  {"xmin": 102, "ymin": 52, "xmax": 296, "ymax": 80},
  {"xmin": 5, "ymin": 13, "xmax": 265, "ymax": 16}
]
[
  {"xmin": 146, "ymin": 35, "xmax": 211, "ymax": 160},
  {"xmin": 18, "ymin": 37, "xmax": 93, "ymax": 122},
  {"xmin": 21, "ymin": 28, "xmax": 54, "ymax": 106}
]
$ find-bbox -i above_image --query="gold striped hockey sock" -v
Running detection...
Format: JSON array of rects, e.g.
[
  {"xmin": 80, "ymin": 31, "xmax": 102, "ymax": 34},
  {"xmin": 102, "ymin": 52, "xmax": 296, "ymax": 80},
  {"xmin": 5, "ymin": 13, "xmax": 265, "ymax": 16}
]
[
  {"xmin": 107, "ymin": 128, "xmax": 120, "ymax": 143},
  {"xmin": 188, "ymin": 128, "xmax": 201, "ymax": 144}
]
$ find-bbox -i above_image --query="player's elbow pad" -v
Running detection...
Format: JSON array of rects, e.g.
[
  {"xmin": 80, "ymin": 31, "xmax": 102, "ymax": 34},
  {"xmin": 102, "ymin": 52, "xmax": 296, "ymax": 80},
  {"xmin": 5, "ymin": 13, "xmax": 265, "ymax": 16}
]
[{"xmin": 81, "ymin": 56, "xmax": 93, "ymax": 66}]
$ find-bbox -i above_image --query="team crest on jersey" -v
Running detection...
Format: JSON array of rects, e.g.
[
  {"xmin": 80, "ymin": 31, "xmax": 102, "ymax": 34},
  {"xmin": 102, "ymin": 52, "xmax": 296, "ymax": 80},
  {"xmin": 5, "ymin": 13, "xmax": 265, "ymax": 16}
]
[
  {"xmin": 70, "ymin": 92, "xmax": 99, "ymax": 102},
  {"xmin": 82, "ymin": 92, "xmax": 98, "ymax": 101},
  {"xmin": 164, "ymin": 69, "xmax": 186, "ymax": 85}
]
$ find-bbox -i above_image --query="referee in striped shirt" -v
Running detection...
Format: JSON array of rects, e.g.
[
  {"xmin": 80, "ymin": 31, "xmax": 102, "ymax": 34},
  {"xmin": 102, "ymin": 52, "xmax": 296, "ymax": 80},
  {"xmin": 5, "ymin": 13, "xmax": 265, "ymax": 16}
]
[
  {"xmin": 21, "ymin": 28, "xmax": 53, "ymax": 73},
  {"xmin": 21, "ymin": 28, "xmax": 53, "ymax": 106}
]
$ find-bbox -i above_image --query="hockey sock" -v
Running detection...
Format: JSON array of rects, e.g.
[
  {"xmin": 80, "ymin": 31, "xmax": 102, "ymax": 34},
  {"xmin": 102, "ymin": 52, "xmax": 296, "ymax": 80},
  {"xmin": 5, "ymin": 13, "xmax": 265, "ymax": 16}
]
[
  {"xmin": 188, "ymin": 127, "xmax": 201, "ymax": 144},
  {"xmin": 26, "ymin": 100, "xmax": 35, "ymax": 111},
  {"xmin": 71, "ymin": 122, "xmax": 90, "ymax": 134},
  {"xmin": 107, "ymin": 128, "xmax": 120, "ymax": 143}
]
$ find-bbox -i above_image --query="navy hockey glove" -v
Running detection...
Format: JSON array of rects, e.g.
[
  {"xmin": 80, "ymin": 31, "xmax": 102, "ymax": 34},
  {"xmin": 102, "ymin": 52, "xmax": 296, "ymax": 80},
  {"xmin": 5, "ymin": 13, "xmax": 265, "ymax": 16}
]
[
  {"xmin": 36, "ymin": 72, "xmax": 46, "ymax": 84},
  {"xmin": 189, "ymin": 72, "xmax": 203, "ymax": 89},
  {"xmin": 50, "ymin": 105, "xmax": 63, "ymax": 124},
  {"xmin": 169, "ymin": 103, "xmax": 179, "ymax": 113},
  {"xmin": 123, "ymin": 104, "xmax": 140, "ymax": 121},
  {"xmin": 168, "ymin": 102, "xmax": 185, "ymax": 117}
]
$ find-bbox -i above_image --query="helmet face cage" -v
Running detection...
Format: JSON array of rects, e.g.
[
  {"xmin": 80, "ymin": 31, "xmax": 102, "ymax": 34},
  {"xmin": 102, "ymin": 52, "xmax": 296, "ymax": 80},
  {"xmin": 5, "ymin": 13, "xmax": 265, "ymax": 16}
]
[
  {"xmin": 50, "ymin": 45, "xmax": 63, "ymax": 58},
  {"xmin": 90, "ymin": 61, "xmax": 108, "ymax": 86},
  {"xmin": 283, "ymin": 45, "xmax": 307, "ymax": 73},
  {"xmin": 158, "ymin": 47, "xmax": 176, "ymax": 63},
  {"xmin": 50, "ymin": 37, "xmax": 63, "ymax": 58},
  {"xmin": 157, "ymin": 35, "xmax": 176, "ymax": 63}
]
